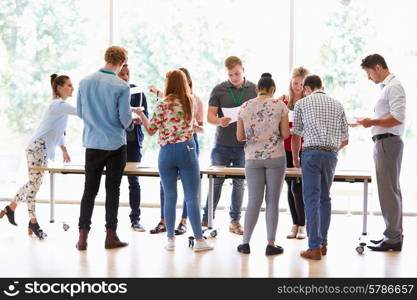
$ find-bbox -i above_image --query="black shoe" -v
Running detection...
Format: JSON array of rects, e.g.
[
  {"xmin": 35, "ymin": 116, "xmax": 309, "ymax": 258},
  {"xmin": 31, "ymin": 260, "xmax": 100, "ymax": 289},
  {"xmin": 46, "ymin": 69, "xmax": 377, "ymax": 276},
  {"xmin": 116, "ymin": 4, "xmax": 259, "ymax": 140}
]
[
  {"xmin": 150, "ymin": 222, "xmax": 166, "ymax": 234},
  {"xmin": 0, "ymin": 206, "xmax": 17, "ymax": 226},
  {"xmin": 237, "ymin": 243, "xmax": 250, "ymax": 254},
  {"xmin": 370, "ymin": 238, "xmax": 384, "ymax": 244},
  {"xmin": 28, "ymin": 221, "xmax": 47, "ymax": 239},
  {"xmin": 367, "ymin": 241, "xmax": 402, "ymax": 252},
  {"xmin": 266, "ymin": 245, "xmax": 284, "ymax": 256},
  {"xmin": 174, "ymin": 222, "xmax": 187, "ymax": 235}
]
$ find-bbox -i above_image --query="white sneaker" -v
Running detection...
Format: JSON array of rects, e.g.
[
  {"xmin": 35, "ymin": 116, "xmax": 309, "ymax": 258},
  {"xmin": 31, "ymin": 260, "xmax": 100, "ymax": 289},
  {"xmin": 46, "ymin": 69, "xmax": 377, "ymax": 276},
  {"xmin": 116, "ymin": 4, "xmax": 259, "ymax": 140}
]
[
  {"xmin": 165, "ymin": 239, "xmax": 175, "ymax": 251},
  {"xmin": 286, "ymin": 225, "xmax": 298, "ymax": 239},
  {"xmin": 296, "ymin": 226, "xmax": 306, "ymax": 239},
  {"xmin": 194, "ymin": 239, "xmax": 214, "ymax": 252}
]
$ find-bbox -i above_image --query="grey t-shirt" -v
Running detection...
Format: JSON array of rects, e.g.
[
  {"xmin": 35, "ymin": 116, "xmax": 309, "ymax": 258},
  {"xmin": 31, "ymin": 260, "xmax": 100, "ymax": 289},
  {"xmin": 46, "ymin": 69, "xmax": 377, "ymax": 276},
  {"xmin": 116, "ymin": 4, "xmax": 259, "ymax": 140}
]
[{"xmin": 208, "ymin": 79, "xmax": 257, "ymax": 147}]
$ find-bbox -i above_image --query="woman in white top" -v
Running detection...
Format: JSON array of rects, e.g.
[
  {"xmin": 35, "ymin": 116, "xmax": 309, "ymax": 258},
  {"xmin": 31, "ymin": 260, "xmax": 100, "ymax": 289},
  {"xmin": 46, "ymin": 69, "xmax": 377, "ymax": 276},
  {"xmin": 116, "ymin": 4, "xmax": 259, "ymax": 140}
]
[
  {"xmin": 236, "ymin": 73, "xmax": 290, "ymax": 255},
  {"xmin": 0, "ymin": 74, "xmax": 77, "ymax": 239}
]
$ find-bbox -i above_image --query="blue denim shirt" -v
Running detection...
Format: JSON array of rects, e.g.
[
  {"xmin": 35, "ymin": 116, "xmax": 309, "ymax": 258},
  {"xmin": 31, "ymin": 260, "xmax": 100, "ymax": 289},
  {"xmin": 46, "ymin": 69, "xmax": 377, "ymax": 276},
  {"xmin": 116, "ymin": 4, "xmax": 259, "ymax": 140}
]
[
  {"xmin": 77, "ymin": 69, "xmax": 133, "ymax": 151},
  {"xmin": 30, "ymin": 98, "xmax": 77, "ymax": 160}
]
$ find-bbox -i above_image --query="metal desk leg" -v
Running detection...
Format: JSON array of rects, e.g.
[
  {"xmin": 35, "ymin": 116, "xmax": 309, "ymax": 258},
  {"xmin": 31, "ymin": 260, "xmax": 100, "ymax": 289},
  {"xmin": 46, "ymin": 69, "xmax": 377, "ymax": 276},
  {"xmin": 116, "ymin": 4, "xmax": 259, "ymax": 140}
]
[
  {"xmin": 50, "ymin": 172, "xmax": 55, "ymax": 223},
  {"xmin": 208, "ymin": 175, "xmax": 214, "ymax": 229},
  {"xmin": 362, "ymin": 179, "xmax": 368, "ymax": 235}
]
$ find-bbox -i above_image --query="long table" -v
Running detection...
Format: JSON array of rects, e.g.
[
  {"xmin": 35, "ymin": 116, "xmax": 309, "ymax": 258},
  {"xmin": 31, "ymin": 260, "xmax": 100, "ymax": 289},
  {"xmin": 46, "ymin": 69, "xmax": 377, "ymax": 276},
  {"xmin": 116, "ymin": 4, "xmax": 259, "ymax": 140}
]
[
  {"xmin": 33, "ymin": 164, "xmax": 371, "ymax": 238},
  {"xmin": 201, "ymin": 167, "xmax": 372, "ymax": 238}
]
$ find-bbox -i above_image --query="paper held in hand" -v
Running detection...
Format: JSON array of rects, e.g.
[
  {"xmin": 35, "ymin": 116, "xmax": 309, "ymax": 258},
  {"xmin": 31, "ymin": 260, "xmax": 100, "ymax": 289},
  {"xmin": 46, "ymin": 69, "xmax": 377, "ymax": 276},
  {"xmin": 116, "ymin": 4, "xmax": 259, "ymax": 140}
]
[
  {"xmin": 222, "ymin": 106, "xmax": 241, "ymax": 123},
  {"xmin": 131, "ymin": 106, "xmax": 144, "ymax": 118},
  {"xmin": 347, "ymin": 116, "xmax": 360, "ymax": 126}
]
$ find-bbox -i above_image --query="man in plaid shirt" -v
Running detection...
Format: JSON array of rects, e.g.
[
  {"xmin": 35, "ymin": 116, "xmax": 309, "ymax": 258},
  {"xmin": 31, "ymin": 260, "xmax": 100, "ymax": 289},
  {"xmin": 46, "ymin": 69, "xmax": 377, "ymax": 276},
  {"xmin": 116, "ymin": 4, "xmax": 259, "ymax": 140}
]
[{"xmin": 291, "ymin": 75, "xmax": 349, "ymax": 260}]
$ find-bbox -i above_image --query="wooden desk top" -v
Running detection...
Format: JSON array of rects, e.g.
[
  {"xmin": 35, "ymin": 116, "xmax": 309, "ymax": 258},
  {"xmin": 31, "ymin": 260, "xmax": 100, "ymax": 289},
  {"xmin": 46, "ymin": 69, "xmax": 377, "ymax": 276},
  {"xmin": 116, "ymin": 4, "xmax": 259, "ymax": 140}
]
[
  {"xmin": 33, "ymin": 164, "xmax": 371, "ymax": 181},
  {"xmin": 201, "ymin": 166, "xmax": 372, "ymax": 181}
]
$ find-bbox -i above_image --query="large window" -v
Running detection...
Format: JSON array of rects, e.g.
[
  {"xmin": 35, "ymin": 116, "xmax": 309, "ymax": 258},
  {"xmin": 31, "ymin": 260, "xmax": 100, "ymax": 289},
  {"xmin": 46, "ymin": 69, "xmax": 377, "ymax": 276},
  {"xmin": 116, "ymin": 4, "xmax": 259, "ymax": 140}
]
[
  {"xmin": 1, "ymin": 0, "xmax": 415, "ymax": 214},
  {"xmin": 294, "ymin": 0, "xmax": 417, "ymax": 213},
  {"xmin": 0, "ymin": 0, "xmax": 109, "ymax": 202}
]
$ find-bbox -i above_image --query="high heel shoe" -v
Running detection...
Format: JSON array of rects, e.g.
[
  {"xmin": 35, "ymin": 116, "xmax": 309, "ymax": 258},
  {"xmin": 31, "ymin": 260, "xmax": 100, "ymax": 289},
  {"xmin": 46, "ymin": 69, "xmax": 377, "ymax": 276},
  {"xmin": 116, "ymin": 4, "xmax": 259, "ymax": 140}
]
[
  {"xmin": 0, "ymin": 206, "xmax": 17, "ymax": 226},
  {"xmin": 28, "ymin": 221, "xmax": 47, "ymax": 239}
]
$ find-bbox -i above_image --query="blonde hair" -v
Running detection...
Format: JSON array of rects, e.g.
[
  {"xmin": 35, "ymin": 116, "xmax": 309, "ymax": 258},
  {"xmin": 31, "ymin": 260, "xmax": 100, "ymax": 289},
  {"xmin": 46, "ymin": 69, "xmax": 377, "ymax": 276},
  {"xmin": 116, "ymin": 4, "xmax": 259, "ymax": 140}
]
[
  {"xmin": 288, "ymin": 66, "xmax": 309, "ymax": 109},
  {"xmin": 104, "ymin": 46, "xmax": 128, "ymax": 65},
  {"xmin": 224, "ymin": 56, "xmax": 243, "ymax": 70},
  {"xmin": 164, "ymin": 70, "xmax": 193, "ymax": 121}
]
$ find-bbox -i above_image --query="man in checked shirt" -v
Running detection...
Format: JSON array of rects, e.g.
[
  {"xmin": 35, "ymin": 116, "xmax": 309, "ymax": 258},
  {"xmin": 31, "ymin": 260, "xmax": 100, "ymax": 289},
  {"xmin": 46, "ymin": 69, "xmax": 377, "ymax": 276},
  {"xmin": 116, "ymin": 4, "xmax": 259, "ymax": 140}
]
[{"xmin": 291, "ymin": 75, "xmax": 349, "ymax": 260}]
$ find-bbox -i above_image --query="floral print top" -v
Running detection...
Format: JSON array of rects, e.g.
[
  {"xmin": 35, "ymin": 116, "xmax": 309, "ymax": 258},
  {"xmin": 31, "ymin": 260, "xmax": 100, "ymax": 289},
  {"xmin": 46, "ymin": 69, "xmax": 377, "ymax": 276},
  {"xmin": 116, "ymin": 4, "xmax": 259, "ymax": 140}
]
[
  {"xmin": 148, "ymin": 97, "xmax": 195, "ymax": 146},
  {"xmin": 238, "ymin": 98, "xmax": 288, "ymax": 160}
]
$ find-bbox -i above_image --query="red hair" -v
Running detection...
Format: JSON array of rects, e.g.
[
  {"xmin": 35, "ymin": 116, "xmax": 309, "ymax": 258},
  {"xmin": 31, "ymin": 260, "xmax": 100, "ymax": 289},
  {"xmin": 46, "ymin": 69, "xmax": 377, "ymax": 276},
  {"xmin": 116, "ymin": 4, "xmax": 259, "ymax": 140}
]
[{"xmin": 164, "ymin": 70, "xmax": 193, "ymax": 121}]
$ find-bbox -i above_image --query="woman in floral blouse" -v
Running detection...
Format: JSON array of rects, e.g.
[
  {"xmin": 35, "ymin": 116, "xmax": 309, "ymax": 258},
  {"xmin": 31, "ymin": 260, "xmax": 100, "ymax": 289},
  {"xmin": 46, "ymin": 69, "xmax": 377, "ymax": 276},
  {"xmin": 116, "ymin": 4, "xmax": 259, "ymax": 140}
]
[
  {"xmin": 134, "ymin": 70, "xmax": 212, "ymax": 252},
  {"xmin": 236, "ymin": 73, "xmax": 289, "ymax": 256}
]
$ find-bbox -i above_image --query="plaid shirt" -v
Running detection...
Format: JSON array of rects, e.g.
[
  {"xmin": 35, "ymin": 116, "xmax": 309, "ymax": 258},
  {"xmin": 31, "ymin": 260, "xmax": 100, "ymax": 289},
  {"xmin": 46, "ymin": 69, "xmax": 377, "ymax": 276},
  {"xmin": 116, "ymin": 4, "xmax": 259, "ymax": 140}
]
[{"xmin": 293, "ymin": 91, "xmax": 349, "ymax": 149}]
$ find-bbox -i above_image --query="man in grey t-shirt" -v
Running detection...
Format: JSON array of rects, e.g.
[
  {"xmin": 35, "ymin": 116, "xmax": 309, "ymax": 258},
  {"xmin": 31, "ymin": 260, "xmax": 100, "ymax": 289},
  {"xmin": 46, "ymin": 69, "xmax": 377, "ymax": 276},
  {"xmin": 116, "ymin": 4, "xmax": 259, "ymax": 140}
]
[{"xmin": 202, "ymin": 56, "xmax": 256, "ymax": 234}]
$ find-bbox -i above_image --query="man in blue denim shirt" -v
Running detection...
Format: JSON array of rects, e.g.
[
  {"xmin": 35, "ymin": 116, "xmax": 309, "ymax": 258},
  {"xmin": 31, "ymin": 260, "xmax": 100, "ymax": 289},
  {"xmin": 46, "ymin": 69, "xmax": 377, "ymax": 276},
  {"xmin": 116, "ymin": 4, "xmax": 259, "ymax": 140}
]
[
  {"xmin": 76, "ymin": 46, "xmax": 134, "ymax": 250},
  {"xmin": 291, "ymin": 75, "xmax": 349, "ymax": 260},
  {"xmin": 203, "ymin": 56, "xmax": 256, "ymax": 234}
]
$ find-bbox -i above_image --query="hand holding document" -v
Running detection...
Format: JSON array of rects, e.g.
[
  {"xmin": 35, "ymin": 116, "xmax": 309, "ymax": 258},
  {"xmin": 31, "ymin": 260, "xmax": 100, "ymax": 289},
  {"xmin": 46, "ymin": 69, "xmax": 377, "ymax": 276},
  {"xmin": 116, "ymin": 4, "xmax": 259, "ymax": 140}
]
[
  {"xmin": 131, "ymin": 106, "xmax": 144, "ymax": 120},
  {"xmin": 347, "ymin": 116, "xmax": 362, "ymax": 127},
  {"xmin": 222, "ymin": 106, "xmax": 240, "ymax": 124}
]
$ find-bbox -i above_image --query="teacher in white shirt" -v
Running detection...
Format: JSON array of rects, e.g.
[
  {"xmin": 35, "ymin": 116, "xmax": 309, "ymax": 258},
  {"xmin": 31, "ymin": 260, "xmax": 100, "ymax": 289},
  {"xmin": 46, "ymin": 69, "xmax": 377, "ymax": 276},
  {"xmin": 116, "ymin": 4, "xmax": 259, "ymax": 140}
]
[{"xmin": 358, "ymin": 54, "xmax": 406, "ymax": 252}]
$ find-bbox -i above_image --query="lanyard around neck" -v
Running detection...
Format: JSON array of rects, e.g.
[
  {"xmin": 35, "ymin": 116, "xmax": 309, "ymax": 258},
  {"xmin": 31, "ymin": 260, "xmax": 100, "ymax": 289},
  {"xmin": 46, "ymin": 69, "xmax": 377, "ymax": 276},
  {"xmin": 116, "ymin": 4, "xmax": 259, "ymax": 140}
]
[
  {"xmin": 228, "ymin": 86, "xmax": 247, "ymax": 107},
  {"xmin": 99, "ymin": 69, "xmax": 116, "ymax": 75}
]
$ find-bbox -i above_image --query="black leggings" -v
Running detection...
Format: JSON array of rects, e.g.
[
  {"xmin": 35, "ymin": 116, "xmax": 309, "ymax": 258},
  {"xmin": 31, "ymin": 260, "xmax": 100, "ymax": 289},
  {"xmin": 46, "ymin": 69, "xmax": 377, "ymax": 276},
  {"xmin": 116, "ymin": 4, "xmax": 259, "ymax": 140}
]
[{"xmin": 285, "ymin": 151, "xmax": 305, "ymax": 226}]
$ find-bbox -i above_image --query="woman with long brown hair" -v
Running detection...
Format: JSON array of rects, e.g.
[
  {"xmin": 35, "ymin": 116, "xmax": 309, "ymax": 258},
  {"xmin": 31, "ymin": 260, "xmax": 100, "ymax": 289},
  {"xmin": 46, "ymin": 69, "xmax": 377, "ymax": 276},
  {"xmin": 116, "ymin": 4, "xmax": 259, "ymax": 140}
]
[{"xmin": 134, "ymin": 70, "xmax": 212, "ymax": 252}]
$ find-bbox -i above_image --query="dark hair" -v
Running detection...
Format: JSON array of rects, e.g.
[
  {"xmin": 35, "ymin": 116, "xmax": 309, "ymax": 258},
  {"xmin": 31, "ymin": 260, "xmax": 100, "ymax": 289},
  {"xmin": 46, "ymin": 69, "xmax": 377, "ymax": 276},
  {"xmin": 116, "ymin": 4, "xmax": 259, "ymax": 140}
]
[
  {"xmin": 50, "ymin": 74, "xmax": 70, "ymax": 98},
  {"xmin": 303, "ymin": 75, "xmax": 322, "ymax": 90},
  {"xmin": 179, "ymin": 67, "xmax": 192, "ymax": 92},
  {"xmin": 257, "ymin": 72, "xmax": 275, "ymax": 91},
  {"xmin": 361, "ymin": 54, "xmax": 388, "ymax": 70}
]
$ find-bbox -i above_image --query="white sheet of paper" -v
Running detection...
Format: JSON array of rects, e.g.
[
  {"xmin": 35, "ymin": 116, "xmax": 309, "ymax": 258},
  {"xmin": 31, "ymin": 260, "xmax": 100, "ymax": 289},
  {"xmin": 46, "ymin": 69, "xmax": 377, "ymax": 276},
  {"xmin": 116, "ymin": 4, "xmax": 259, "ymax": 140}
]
[
  {"xmin": 130, "ymin": 86, "xmax": 143, "ymax": 95},
  {"xmin": 288, "ymin": 110, "xmax": 294, "ymax": 122},
  {"xmin": 347, "ymin": 116, "xmax": 359, "ymax": 125},
  {"xmin": 222, "ymin": 106, "xmax": 241, "ymax": 123}
]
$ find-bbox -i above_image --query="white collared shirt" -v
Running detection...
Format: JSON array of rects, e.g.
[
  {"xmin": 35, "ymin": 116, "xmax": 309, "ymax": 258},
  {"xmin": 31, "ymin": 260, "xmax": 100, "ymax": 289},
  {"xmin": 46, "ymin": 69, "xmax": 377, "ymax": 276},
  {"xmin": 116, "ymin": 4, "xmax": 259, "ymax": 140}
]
[{"xmin": 372, "ymin": 74, "xmax": 406, "ymax": 136}]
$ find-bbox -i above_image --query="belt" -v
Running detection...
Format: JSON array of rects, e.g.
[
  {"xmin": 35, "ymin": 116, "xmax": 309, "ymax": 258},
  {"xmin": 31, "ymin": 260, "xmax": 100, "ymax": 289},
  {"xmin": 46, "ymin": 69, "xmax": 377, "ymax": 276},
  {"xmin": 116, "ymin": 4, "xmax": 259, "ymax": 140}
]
[
  {"xmin": 302, "ymin": 146, "xmax": 338, "ymax": 152},
  {"xmin": 372, "ymin": 133, "xmax": 396, "ymax": 142}
]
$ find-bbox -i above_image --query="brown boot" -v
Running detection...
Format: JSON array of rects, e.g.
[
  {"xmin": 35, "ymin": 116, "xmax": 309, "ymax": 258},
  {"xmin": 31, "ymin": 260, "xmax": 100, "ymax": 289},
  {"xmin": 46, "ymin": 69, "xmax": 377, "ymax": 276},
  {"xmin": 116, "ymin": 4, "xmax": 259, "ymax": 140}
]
[
  {"xmin": 76, "ymin": 229, "xmax": 89, "ymax": 251},
  {"xmin": 321, "ymin": 242, "xmax": 327, "ymax": 255},
  {"xmin": 105, "ymin": 228, "xmax": 128, "ymax": 249},
  {"xmin": 300, "ymin": 248, "xmax": 322, "ymax": 260}
]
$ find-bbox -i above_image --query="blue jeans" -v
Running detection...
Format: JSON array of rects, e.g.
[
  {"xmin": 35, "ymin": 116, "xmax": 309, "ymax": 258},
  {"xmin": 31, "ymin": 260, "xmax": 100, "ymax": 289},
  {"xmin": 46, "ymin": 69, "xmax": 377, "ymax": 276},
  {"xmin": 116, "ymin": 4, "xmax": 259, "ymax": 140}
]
[
  {"xmin": 301, "ymin": 150, "xmax": 338, "ymax": 250},
  {"xmin": 127, "ymin": 142, "xmax": 142, "ymax": 223},
  {"xmin": 159, "ymin": 133, "xmax": 200, "ymax": 220},
  {"xmin": 158, "ymin": 140, "xmax": 203, "ymax": 238},
  {"xmin": 202, "ymin": 144, "xmax": 245, "ymax": 223}
]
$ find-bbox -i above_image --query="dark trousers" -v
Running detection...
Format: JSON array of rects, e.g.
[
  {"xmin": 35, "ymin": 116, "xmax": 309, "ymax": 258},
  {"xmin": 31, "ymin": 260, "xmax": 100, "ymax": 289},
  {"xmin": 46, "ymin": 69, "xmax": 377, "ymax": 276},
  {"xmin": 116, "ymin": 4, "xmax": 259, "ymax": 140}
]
[
  {"xmin": 78, "ymin": 145, "xmax": 127, "ymax": 231},
  {"xmin": 127, "ymin": 142, "xmax": 142, "ymax": 223},
  {"xmin": 285, "ymin": 151, "xmax": 305, "ymax": 226}
]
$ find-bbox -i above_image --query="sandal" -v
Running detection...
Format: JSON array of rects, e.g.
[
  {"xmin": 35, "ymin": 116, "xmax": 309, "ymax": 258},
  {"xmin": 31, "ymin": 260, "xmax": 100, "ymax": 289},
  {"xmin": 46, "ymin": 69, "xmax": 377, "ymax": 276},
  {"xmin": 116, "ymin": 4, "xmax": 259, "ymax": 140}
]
[
  {"xmin": 150, "ymin": 222, "xmax": 166, "ymax": 234},
  {"xmin": 174, "ymin": 222, "xmax": 187, "ymax": 235}
]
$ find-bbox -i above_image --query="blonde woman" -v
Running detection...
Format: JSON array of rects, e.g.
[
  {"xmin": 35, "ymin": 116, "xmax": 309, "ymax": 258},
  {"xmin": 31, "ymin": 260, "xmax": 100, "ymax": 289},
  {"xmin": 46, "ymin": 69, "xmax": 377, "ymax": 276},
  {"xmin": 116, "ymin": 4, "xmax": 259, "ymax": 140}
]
[{"xmin": 278, "ymin": 66, "xmax": 309, "ymax": 239}]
